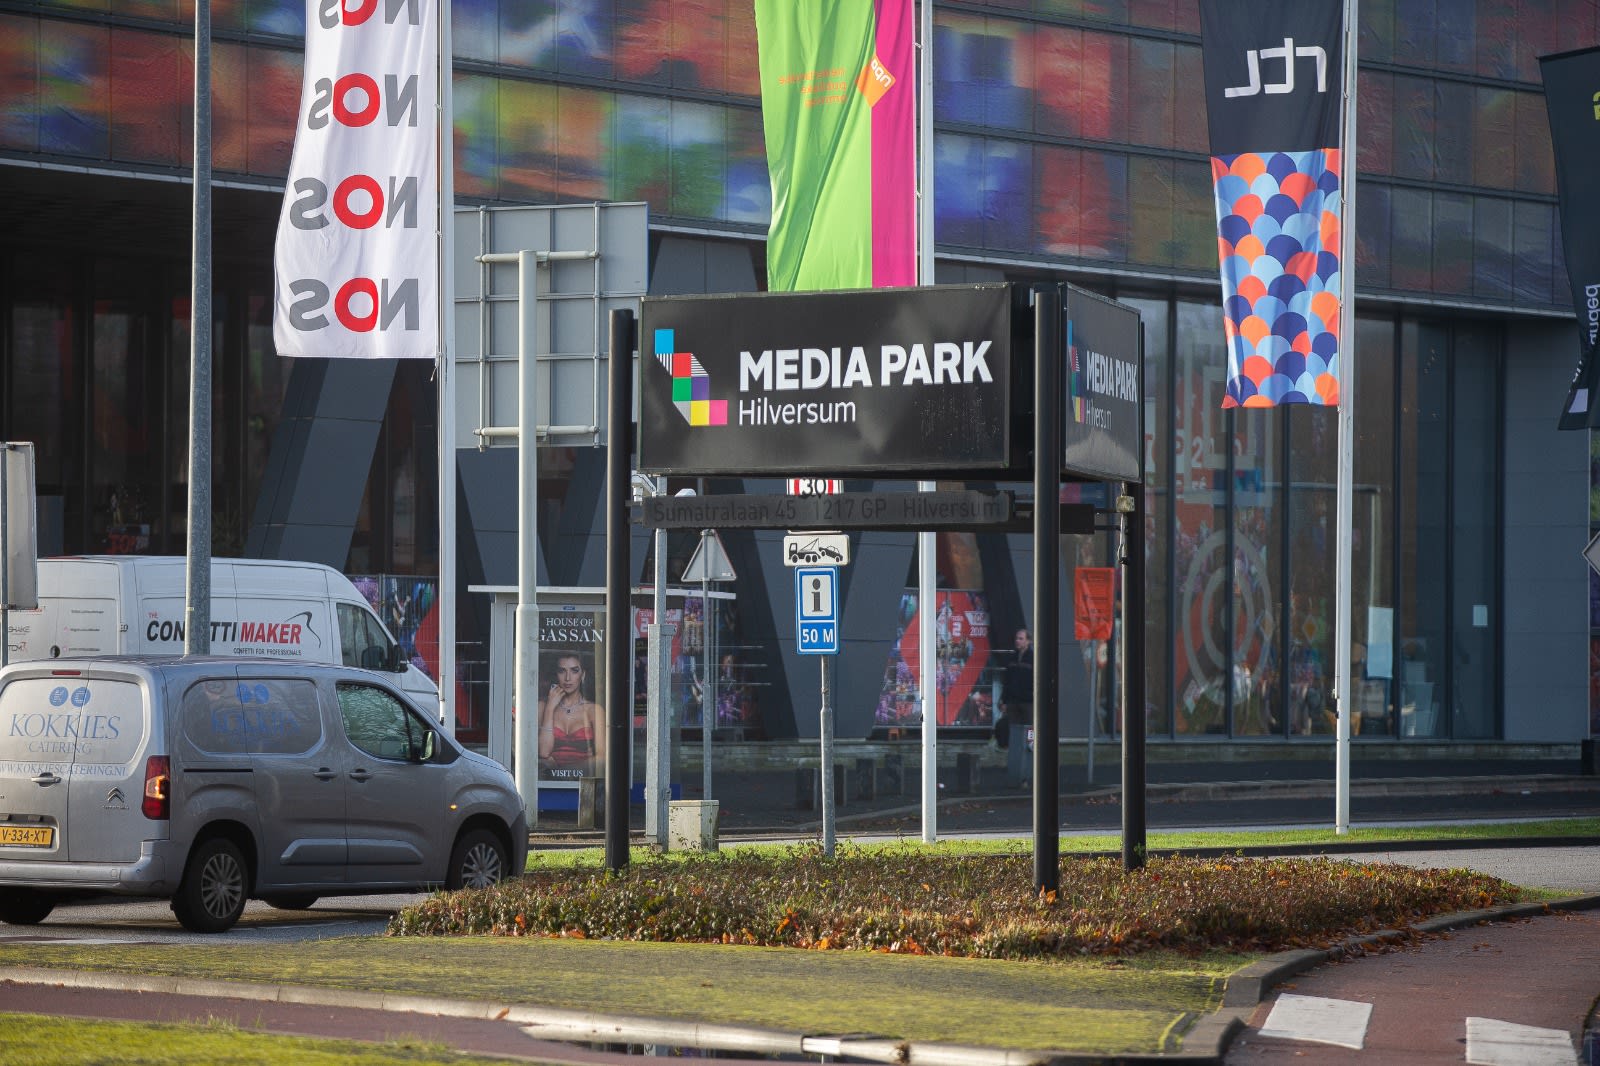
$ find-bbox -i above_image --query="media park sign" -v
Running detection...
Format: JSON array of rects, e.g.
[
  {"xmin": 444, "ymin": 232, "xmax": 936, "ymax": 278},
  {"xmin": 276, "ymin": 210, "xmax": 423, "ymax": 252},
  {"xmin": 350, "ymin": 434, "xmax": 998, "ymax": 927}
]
[{"xmin": 637, "ymin": 282, "xmax": 1140, "ymax": 483}]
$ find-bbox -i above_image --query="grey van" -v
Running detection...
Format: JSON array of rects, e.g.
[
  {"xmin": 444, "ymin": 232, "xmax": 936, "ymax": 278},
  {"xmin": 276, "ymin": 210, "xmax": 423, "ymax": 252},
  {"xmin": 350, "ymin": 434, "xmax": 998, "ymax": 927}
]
[{"xmin": 0, "ymin": 657, "xmax": 528, "ymax": 933}]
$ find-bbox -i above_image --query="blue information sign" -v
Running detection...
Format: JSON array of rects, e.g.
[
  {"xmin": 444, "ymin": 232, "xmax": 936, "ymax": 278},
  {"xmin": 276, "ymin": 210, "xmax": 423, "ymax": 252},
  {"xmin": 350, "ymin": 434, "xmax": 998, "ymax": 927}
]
[{"xmin": 795, "ymin": 566, "xmax": 839, "ymax": 656}]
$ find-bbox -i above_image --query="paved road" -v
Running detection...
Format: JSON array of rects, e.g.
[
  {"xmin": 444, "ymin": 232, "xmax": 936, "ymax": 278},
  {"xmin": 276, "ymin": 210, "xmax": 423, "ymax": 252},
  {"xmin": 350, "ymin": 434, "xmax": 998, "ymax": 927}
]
[{"xmin": 0, "ymin": 894, "xmax": 416, "ymax": 944}]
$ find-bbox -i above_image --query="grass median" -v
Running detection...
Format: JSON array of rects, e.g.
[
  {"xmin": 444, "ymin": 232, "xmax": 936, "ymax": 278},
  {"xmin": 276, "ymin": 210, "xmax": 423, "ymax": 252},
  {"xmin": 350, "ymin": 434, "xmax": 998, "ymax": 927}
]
[{"xmin": 0, "ymin": 841, "xmax": 1531, "ymax": 1058}]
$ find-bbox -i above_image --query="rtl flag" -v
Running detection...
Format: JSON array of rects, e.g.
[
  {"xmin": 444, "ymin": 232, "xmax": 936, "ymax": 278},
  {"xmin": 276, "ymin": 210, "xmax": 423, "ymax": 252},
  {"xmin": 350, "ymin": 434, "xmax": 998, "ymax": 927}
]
[
  {"xmin": 1199, "ymin": 0, "xmax": 1346, "ymax": 408},
  {"xmin": 755, "ymin": 0, "xmax": 916, "ymax": 292},
  {"xmin": 273, "ymin": 0, "xmax": 440, "ymax": 359},
  {"xmin": 1539, "ymin": 46, "xmax": 1600, "ymax": 430}
]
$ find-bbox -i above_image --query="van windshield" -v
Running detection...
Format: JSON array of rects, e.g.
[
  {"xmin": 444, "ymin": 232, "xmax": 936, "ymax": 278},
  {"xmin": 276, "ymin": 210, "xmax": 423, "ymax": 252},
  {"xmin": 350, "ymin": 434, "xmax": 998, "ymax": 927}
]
[{"xmin": 0, "ymin": 677, "xmax": 145, "ymax": 769}]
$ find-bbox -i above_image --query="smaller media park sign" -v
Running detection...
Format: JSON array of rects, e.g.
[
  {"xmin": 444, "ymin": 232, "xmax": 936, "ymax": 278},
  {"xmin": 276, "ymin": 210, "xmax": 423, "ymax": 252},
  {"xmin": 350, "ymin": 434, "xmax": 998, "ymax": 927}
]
[
  {"xmin": 1062, "ymin": 284, "xmax": 1142, "ymax": 484},
  {"xmin": 638, "ymin": 285, "xmax": 1013, "ymax": 477}
]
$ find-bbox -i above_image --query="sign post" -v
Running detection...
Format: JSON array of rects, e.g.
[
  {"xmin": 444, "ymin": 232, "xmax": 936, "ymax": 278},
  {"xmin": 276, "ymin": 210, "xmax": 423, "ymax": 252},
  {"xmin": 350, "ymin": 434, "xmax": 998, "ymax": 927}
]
[
  {"xmin": 796, "ymin": 565, "xmax": 840, "ymax": 855},
  {"xmin": 1075, "ymin": 566, "xmax": 1116, "ymax": 785},
  {"xmin": 684, "ymin": 530, "xmax": 736, "ymax": 802}
]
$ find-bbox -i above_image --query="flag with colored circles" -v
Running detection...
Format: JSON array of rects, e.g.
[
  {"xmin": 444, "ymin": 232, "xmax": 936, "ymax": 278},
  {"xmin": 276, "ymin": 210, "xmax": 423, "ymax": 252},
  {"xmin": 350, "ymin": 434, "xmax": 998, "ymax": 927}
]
[{"xmin": 1199, "ymin": 0, "xmax": 1347, "ymax": 408}]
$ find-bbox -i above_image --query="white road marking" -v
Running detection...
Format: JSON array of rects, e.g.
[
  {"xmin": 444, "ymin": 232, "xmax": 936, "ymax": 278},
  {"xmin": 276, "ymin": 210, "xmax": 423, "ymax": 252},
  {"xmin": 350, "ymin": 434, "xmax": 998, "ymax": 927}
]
[
  {"xmin": 1465, "ymin": 1017, "xmax": 1576, "ymax": 1066},
  {"xmin": 1258, "ymin": 993, "xmax": 1372, "ymax": 1050}
]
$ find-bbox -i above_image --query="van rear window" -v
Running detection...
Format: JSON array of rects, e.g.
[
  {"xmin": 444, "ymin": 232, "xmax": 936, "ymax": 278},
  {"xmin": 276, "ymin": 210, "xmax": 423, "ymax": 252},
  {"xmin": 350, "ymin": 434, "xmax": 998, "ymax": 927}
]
[
  {"xmin": 182, "ymin": 679, "xmax": 323, "ymax": 756},
  {"xmin": 0, "ymin": 677, "xmax": 145, "ymax": 768}
]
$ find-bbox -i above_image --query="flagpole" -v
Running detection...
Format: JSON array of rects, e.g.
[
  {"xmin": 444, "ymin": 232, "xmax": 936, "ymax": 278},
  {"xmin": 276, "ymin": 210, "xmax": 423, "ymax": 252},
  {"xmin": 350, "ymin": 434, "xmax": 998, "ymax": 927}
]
[
  {"xmin": 917, "ymin": 0, "xmax": 938, "ymax": 845},
  {"xmin": 1333, "ymin": 0, "xmax": 1359, "ymax": 835},
  {"xmin": 438, "ymin": 0, "xmax": 457, "ymax": 734}
]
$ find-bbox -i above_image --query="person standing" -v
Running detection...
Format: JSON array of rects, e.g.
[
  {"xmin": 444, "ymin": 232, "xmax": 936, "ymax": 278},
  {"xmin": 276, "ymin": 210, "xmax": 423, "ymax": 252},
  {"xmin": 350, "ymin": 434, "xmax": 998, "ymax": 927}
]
[{"xmin": 1001, "ymin": 628, "xmax": 1034, "ymax": 789}]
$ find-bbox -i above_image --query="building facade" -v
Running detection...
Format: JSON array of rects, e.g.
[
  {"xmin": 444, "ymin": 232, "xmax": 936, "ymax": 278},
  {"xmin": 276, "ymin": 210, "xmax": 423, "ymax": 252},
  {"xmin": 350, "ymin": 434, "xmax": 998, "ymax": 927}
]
[{"xmin": 0, "ymin": 0, "xmax": 1592, "ymax": 750}]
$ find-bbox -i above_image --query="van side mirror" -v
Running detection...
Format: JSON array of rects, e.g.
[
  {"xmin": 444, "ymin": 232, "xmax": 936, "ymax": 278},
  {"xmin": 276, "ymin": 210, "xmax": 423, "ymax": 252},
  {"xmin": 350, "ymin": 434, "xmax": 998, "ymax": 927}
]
[{"xmin": 419, "ymin": 730, "xmax": 436, "ymax": 762}]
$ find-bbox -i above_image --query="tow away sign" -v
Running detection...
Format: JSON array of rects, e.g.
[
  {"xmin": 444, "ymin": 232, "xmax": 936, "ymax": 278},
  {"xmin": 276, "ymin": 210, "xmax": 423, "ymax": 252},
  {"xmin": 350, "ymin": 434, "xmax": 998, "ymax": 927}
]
[{"xmin": 783, "ymin": 533, "xmax": 850, "ymax": 567}]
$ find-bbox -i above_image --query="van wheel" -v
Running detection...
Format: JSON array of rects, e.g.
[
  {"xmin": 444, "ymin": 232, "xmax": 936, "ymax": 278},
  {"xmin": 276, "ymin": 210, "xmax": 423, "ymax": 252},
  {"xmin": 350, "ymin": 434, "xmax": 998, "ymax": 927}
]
[
  {"xmin": 260, "ymin": 894, "xmax": 319, "ymax": 911},
  {"xmin": 0, "ymin": 888, "xmax": 55, "ymax": 925},
  {"xmin": 446, "ymin": 828, "xmax": 508, "ymax": 890},
  {"xmin": 173, "ymin": 837, "xmax": 249, "ymax": 933}
]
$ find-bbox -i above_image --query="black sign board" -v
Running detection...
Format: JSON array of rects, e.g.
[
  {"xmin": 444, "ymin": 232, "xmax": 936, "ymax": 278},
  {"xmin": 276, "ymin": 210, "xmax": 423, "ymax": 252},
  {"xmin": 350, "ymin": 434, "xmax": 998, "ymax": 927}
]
[
  {"xmin": 641, "ymin": 490, "xmax": 1013, "ymax": 531},
  {"xmin": 637, "ymin": 284, "xmax": 1013, "ymax": 476},
  {"xmin": 1062, "ymin": 284, "xmax": 1143, "ymax": 484}
]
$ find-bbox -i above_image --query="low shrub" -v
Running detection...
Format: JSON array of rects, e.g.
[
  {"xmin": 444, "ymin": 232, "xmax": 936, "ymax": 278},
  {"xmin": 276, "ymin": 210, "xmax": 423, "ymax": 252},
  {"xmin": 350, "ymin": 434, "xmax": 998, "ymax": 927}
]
[{"xmin": 387, "ymin": 845, "xmax": 1518, "ymax": 959}]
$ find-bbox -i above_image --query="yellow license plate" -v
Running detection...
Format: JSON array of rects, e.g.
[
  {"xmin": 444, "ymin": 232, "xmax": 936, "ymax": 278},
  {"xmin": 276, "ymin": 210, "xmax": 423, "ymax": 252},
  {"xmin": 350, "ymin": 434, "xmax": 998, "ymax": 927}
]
[{"xmin": 0, "ymin": 825, "xmax": 53, "ymax": 847}]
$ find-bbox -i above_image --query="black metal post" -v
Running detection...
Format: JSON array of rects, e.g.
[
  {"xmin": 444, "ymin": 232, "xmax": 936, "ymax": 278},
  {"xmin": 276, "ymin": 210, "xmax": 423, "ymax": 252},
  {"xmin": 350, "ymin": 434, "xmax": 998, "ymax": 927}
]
[
  {"xmin": 1032, "ymin": 285, "xmax": 1061, "ymax": 893},
  {"xmin": 1121, "ymin": 479, "xmax": 1147, "ymax": 871},
  {"xmin": 604, "ymin": 309, "xmax": 635, "ymax": 872}
]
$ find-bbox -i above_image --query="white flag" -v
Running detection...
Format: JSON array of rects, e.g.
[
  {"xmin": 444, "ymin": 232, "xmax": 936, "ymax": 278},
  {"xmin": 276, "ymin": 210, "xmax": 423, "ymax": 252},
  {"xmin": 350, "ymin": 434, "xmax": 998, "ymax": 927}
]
[{"xmin": 273, "ymin": 0, "xmax": 439, "ymax": 360}]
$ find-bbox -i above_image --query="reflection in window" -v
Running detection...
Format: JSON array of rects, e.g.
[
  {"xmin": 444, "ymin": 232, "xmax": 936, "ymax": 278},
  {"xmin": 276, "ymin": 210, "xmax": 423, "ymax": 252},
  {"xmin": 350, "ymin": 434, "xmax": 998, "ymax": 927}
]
[
  {"xmin": 338, "ymin": 603, "xmax": 395, "ymax": 672},
  {"xmin": 1120, "ymin": 296, "xmax": 1170, "ymax": 735},
  {"xmin": 338, "ymin": 684, "xmax": 427, "ymax": 761},
  {"xmin": 1232, "ymin": 405, "xmax": 1279, "ymax": 737},
  {"xmin": 183, "ymin": 678, "xmax": 322, "ymax": 757},
  {"xmin": 1172, "ymin": 300, "xmax": 1229, "ymax": 735}
]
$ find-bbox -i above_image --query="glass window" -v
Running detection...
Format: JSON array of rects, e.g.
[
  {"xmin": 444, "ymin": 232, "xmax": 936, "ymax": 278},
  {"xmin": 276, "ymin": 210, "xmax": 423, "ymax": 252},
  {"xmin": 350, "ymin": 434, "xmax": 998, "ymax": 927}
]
[
  {"xmin": 1471, "ymin": 88, "xmax": 1515, "ymax": 191},
  {"xmin": 38, "ymin": 18, "xmax": 109, "ymax": 159},
  {"xmin": 1173, "ymin": 159, "xmax": 1216, "ymax": 274},
  {"xmin": 0, "ymin": 678, "xmax": 144, "ymax": 767},
  {"xmin": 1511, "ymin": 200, "xmax": 1555, "ymax": 307},
  {"xmin": 1116, "ymin": 296, "xmax": 1170, "ymax": 737},
  {"xmin": 1232, "ymin": 397, "xmax": 1280, "ymax": 736},
  {"xmin": 1127, "ymin": 38, "xmax": 1175, "ymax": 148},
  {"xmin": 1172, "ymin": 299, "xmax": 1229, "ymax": 735},
  {"xmin": 338, "ymin": 602, "xmax": 396, "ymax": 671},
  {"xmin": 337, "ymin": 683, "xmax": 430, "ymax": 761},
  {"xmin": 91, "ymin": 258, "xmax": 163, "ymax": 555},
  {"xmin": 1352, "ymin": 317, "xmax": 1399, "ymax": 736},
  {"xmin": 1398, "ymin": 321, "xmax": 1449, "ymax": 737},
  {"xmin": 1392, "ymin": 76, "xmax": 1436, "ymax": 182},
  {"xmin": 1431, "ymin": 192, "xmax": 1473, "ymax": 296},
  {"xmin": 183, "ymin": 678, "xmax": 322, "ymax": 757},
  {"xmin": 1432, "ymin": 81, "xmax": 1472, "ymax": 186},
  {"xmin": 1450, "ymin": 326, "xmax": 1500, "ymax": 738},
  {"xmin": 1287, "ymin": 407, "xmax": 1337, "ymax": 736},
  {"xmin": 0, "ymin": 15, "xmax": 41, "ymax": 153},
  {"xmin": 109, "ymin": 26, "xmax": 187, "ymax": 166},
  {"xmin": 1390, "ymin": 187, "xmax": 1433, "ymax": 293},
  {"xmin": 1472, "ymin": 196, "xmax": 1510, "ymax": 302},
  {"xmin": 7, "ymin": 258, "xmax": 83, "ymax": 548},
  {"xmin": 1357, "ymin": 70, "xmax": 1393, "ymax": 178},
  {"xmin": 1128, "ymin": 156, "xmax": 1174, "ymax": 268},
  {"xmin": 1355, "ymin": 183, "xmax": 1393, "ymax": 290}
]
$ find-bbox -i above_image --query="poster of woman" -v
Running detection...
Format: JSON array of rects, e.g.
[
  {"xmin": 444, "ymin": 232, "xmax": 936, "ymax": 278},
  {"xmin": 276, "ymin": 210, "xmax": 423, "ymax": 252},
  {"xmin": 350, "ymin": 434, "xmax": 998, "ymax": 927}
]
[{"xmin": 537, "ymin": 607, "xmax": 605, "ymax": 782}]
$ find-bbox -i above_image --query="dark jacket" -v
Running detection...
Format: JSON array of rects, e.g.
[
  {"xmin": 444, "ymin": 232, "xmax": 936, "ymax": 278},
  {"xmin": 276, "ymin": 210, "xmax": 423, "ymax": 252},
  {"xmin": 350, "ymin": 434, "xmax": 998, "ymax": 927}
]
[{"xmin": 1001, "ymin": 646, "xmax": 1033, "ymax": 708}]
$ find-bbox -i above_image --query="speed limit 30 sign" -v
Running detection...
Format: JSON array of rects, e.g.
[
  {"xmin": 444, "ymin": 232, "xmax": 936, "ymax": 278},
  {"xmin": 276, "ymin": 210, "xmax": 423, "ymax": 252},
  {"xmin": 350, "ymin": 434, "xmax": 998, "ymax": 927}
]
[{"xmin": 787, "ymin": 478, "xmax": 842, "ymax": 495}]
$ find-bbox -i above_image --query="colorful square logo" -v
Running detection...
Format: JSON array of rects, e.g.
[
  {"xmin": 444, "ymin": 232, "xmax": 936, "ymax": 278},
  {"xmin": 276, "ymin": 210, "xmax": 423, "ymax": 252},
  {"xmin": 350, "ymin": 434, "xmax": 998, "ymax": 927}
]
[{"xmin": 655, "ymin": 328, "xmax": 727, "ymax": 427}]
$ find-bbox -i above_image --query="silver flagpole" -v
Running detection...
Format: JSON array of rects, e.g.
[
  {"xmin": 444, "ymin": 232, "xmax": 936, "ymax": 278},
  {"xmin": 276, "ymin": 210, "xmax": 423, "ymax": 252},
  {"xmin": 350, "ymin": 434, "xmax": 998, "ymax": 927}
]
[
  {"xmin": 917, "ymin": 0, "xmax": 938, "ymax": 845},
  {"xmin": 1333, "ymin": 0, "xmax": 1360, "ymax": 835},
  {"xmin": 438, "ymin": 0, "xmax": 457, "ymax": 733}
]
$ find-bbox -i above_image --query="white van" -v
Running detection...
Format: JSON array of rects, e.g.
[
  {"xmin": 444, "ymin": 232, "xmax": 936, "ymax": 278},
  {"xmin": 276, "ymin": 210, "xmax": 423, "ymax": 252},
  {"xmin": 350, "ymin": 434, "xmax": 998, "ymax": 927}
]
[{"xmin": 4, "ymin": 557, "xmax": 440, "ymax": 714}]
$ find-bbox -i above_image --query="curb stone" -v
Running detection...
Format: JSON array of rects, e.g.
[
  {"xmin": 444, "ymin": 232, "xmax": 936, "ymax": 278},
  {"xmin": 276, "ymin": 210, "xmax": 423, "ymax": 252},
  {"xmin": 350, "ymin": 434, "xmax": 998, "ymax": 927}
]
[{"xmin": 3, "ymin": 895, "xmax": 1598, "ymax": 1066}]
